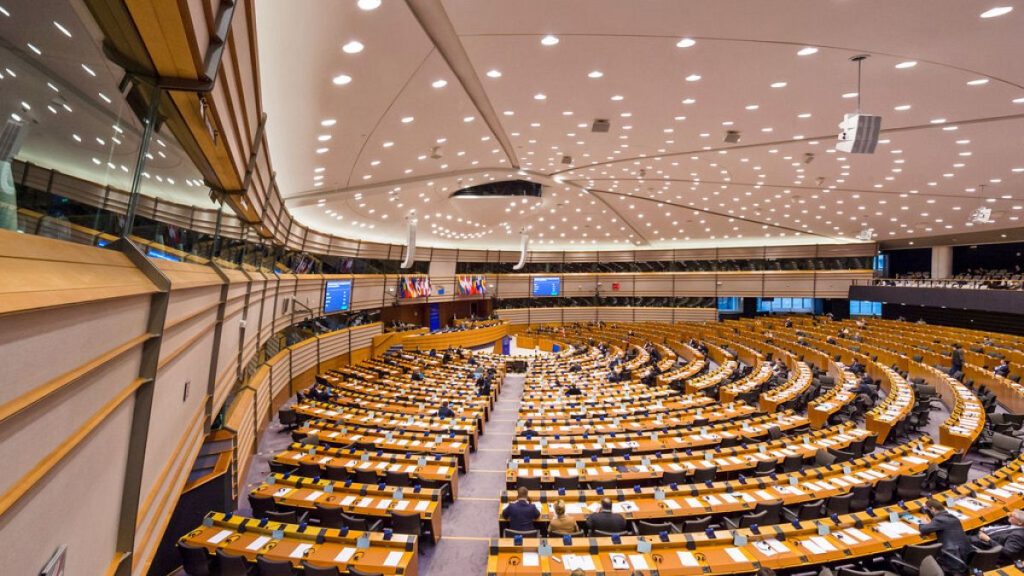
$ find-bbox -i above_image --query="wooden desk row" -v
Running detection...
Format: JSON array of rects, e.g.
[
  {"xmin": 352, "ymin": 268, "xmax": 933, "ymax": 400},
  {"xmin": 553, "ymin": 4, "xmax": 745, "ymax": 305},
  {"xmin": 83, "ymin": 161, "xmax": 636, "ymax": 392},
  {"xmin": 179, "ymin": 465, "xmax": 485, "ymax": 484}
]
[
  {"xmin": 513, "ymin": 402, "xmax": 760, "ymax": 439},
  {"xmin": 293, "ymin": 403, "xmax": 481, "ymax": 449},
  {"xmin": 296, "ymin": 422, "xmax": 473, "ymax": 471},
  {"xmin": 486, "ymin": 456, "xmax": 1024, "ymax": 576}
]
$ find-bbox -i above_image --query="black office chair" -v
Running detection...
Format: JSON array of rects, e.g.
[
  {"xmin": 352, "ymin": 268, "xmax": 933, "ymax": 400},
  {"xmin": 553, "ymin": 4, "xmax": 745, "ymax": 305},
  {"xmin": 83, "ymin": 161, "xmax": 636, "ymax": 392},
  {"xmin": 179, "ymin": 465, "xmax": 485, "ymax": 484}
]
[
  {"xmin": 312, "ymin": 502, "xmax": 344, "ymax": 528},
  {"xmin": 341, "ymin": 512, "xmax": 383, "ymax": 532},
  {"xmin": 682, "ymin": 515, "xmax": 714, "ymax": 532},
  {"xmin": 724, "ymin": 509, "xmax": 768, "ymax": 529},
  {"xmin": 932, "ymin": 461, "xmax": 972, "ymax": 490},
  {"xmin": 504, "ymin": 528, "xmax": 539, "ymax": 538},
  {"xmin": 826, "ymin": 493, "xmax": 853, "ymax": 516},
  {"xmin": 862, "ymin": 434, "xmax": 878, "ymax": 455},
  {"xmin": 691, "ymin": 466, "xmax": 717, "ymax": 483},
  {"xmin": 385, "ymin": 470, "xmax": 412, "ymax": 487},
  {"xmin": 783, "ymin": 499, "xmax": 824, "ymax": 522},
  {"xmin": 837, "ymin": 569, "xmax": 897, "ymax": 576},
  {"xmin": 828, "ymin": 448, "xmax": 854, "ymax": 463},
  {"xmin": 662, "ymin": 469, "xmax": 689, "ymax": 484},
  {"xmin": 970, "ymin": 544, "xmax": 1004, "ymax": 571},
  {"xmin": 390, "ymin": 511, "xmax": 424, "ymax": 539},
  {"xmin": 354, "ymin": 469, "xmax": 379, "ymax": 485},
  {"xmin": 257, "ymin": 556, "xmax": 296, "ymax": 576},
  {"xmin": 550, "ymin": 528, "xmax": 585, "ymax": 537},
  {"xmin": 278, "ymin": 407, "xmax": 298, "ymax": 430},
  {"xmin": 517, "ymin": 475, "xmax": 543, "ymax": 489},
  {"xmin": 593, "ymin": 529, "xmax": 629, "ymax": 537},
  {"xmin": 553, "ymin": 475, "xmax": 580, "ymax": 490},
  {"xmin": 348, "ymin": 568, "xmax": 385, "ymax": 576},
  {"xmin": 891, "ymin": 542, "xmax": 942, "ymax": 576},
  {"xmin": 872, "ymin": 477, "xmax": 897, "ymax": 506},
  {"xmin": 300, "ymin": 561, "xmax": 340, "ymax": 576},
  {"xmin": 754, "ymin": 459, "xmax": 776, "ymax": 476},
  {"xmin": 297, "ymin": 461, "xmax": 322, "ymax": 478},
  {"xmin": 325, "ymin": 464, "xmax": 349, "ymax": 482},
  {"xmin": 815, "ymin": 449, "xmax": 837, "ymax": 467},
  {"xmin": 767, "ymin": 425, "xmax": 783, "ymax": 440},
  {"xmin": 215, "ymin": 549, "xmax": 250, "ymax": 576},
  {"xmin": 587, "ymin": 478, "xmax": 618, "ymax": 490},
  {"xmin": 978, "ymin": 432, "xmax": 1023, "ymax": 467},
  {"xmin": 779, "ymin": 453, "xmax": 804, "ymax": 473},
  {"xmin": 249, "ymin": 493, "xmax": 277, "ymax": 518},
  {"xmin": 896, "ymin": 473, "xmax": 927, "ymax": 501},
  {"xmin": 635, "ymin": 520, "xmax": 677, "ymax": 535},
  {"xmin": 265, "ymin": 509, "xmax": 305, "ymax": 525},
  {"xmin": 177, "ymin": 541, "xmax": 211, "ymax": 576},
  {"xmin": 269, "ymin": 461, "xmax": 297, "ymax": 475}
]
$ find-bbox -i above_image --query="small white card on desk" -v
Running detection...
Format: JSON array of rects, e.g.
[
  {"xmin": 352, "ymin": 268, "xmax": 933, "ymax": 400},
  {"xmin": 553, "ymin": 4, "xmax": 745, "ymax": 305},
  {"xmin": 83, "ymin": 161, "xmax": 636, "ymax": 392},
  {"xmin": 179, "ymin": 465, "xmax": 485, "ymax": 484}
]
[
  {"xmin": 664, "ymin": 499, "xmax": 681, "ymax": 510},
  {"xmin": 246, "ymin": 536, "xmax": 271, "ymax": 551},
  {"xmin": 677, "ymin": 551, "xmax": 699, "ymax": 567},
  {"xmin": 334, "ymin": 547, "xmax": 356, "ymax": 562},
  {"xmin": 207, "ymin": 529, "xmax": 233, "ymax": 544},
  {"xmin": 289, "ymin": 543, "xmax": 313, "ymax": 559},
  {"xmin": 376, "ymin": 498, "xmax": 392, "ymax": 509},
  {"xmin": 725, "ymin": 547, "xmax": 749, "ymax": 563},
  {"xmin": 357, "ymin": 497, "xmax": 373, "ymax": 508},
  {"xmin": 383, "ymin": 551, "xmax": 404, "ymax": 567},
  {"xmin": 393, "ymin": 500, "xmax": 410, "ymax": 511},
  {"xmin": 340, "ymin": 496, "xmax": 357, "ymax": 506},
  {"xmin": 415, "ymin": 500, "xmax": 430, "ymax": 512},
  {"xmin": 522, "ymin": 552, "xmax": 539, "ymax": 567},
  {"xmin": 629, "ymin": 554, "xmax": 651, "ymax": 570},
  {"xmin": 304, "ymin": 490, "xmax": 324, "ymax": 502}
]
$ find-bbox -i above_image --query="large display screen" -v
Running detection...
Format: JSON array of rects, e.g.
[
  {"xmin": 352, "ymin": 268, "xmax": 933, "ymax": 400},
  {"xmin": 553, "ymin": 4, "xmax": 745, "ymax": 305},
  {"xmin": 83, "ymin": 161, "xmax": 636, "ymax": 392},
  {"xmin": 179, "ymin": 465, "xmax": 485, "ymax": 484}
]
[
  {"xmin": 531, "ymin": 276, "xmax": 561, "ymax": 297},
  {"xmin": 323, "ymin": 279, "xmax": 353, "ymax": 313}
]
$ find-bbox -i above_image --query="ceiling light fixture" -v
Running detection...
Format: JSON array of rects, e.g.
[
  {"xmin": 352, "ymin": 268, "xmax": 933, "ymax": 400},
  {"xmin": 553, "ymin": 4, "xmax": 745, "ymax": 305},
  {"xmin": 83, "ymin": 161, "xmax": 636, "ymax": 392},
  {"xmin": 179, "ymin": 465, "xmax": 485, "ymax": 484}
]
[
  {"xmin": 431, "ymin": 79, "xmax": 447, "ymax": 88},
  {"xmin": 770, "ymin": 81, "xmax": 787, "ymax": 88},
  {"xmin": 587, "ymin": 70, "xmax": 603, "ymax": 78},
  {"xmin": 894, "ymin": 60, "xmax": 917, "ymax": 69},
  {"xmin": 486, "ymin": 69, "xmax": 501, "ymax": 78},
  {"xmin": 541, "ymin": 35, "xmax": 559, "ymax": 46},
  {"xmin": 980, "ymin": 6, "xmax": 1013, "ymax": 18},
  {"xmin": 54, "ymin": 21, "xmax": 72, "ymax": 38},
  {"xmin": 966, "ymin": 78, "xmax": 989, "ymax": 86},
  {"xmin": 357, "ymin": 0, "xmax": 382, "ymax": 10},
  {"xmin": 797, "ymin": 47, "xmax": 819, "ymax": 56},
  {"xmin": 321, "ymin": 119, "xmax": 336, "ymax": 127},
  {"xmin": 685, "ymin": 74, "xmax": 701, "ymax": 82},
  {"xmin": 676, "ymin": 38, "xmax": 696, "ymax": 48},
  {"xmin": 342, "ymin": 40, "xmax": 364, "ymax": 54},
  {"xmin": 332, "ymin": 74, "xmax": 352, "ymax": 85}
]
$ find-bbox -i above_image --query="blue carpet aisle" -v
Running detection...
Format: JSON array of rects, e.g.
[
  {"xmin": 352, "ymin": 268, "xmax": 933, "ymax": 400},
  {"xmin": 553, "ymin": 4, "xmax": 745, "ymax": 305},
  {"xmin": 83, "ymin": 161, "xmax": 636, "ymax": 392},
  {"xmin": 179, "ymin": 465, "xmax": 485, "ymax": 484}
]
[{"xmin": 416, "ymin": 371, "xmax": 524, "ymax": 576}]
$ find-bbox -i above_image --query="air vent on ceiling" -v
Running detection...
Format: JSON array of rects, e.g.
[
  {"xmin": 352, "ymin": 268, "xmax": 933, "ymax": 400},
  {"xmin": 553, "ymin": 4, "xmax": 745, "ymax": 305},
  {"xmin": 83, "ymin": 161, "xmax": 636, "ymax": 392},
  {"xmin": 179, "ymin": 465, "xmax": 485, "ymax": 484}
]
[
  {"xmin": 592, "ymin": 118, "xmax": 610, "ymax": 133},
  {"xmin": 724, "ymin": 130, "xmax": 741, "ymax": 143},
  {"xmin": 561, "ymin": 155, "xmax": 573, "ymax": 165}
]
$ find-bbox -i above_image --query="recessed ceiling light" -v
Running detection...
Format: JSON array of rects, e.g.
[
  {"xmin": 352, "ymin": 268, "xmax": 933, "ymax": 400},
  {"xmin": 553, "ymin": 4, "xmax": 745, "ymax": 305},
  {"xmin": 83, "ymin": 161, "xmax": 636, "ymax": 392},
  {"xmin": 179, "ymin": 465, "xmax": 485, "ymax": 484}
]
[
  {"xmin": 332, "ymin": 74, "xmax": 352, "ymax": 85},
  {"xmin": 966, "ymin": 78, "xmax": 989, "ymax": 86},
  {"xmin": 842, "ymin": 92, "xmax": 858, "ymax": 99},
  {"xmin": 533, "ymin": 93, "xmax": 547, "ymax": 100},
  {"xmin": 610, "ymin": 95, "xmax": 624, "ymax": 101},
  {"xmin": 316, "ymin": 147, "xmax": 329, "ymax": 154},
  {"xmin": 463, "ymin": 115, "xmax": 474, "ymax": 122},
  {"xmin": 1015, "ymin": 97, "xmax": 1024, "ymax": 104},
  {"xmin": 0, "ymin": 6, "xmax": 9, "ymax": 17},
  {"xmin": 431, "ymin": 79, "xmax": 447, "ymax": 88},
  {"xmin": 770, "ymin": 81, "xmax": 787, "ymax": 88},
  {"xmin": 321, "ymin": 118, "xmax": 337, "ymax": 127},
  {"xmin": 98, "ymin": 92, "xmax": 112, "ymax": 104},
  {"xmin": 54, "ymin": 21, "xmax": 72, "ymax": 38},
  {"xmin": 797, "ymin": 112, "xmax": 812, "ymax": 118},
  {"xmin": 317, "ymin": 134, "xmax": 331, "ymax": 141},
  {"xmin": 685, "ymin": 74, "xmax": 701, "ymax": 82},
  {"xmin": 342, "ymin": 40, "xmax": 364, "ymax": 54},
  {"xmin": 745, "ymin": 104, "xmax": 759, "ymax": 110},
  {"xmin": 797, "ymin": 47, "xmax": 819, "ymax": 56},
  {"xmin": 682, "ymin": 98, "xmax": 696, "ymax": 104},
  {"xmin": 587, "ymin": 70, "xmax": 603, "ymax": 79},
  {"xmin": 980, "ymin": 6, "xmax": 1013, "ymax": 18},
  {"xmin": 357, "ymin": 0, "xmax": 382, "ymax": 10},
  {"xmin": 382, "ymin": 141, "xmax": 394, "ymax": 147},
  {"xmin": 26, "ymin": 43, "xmax": 41, "ymax": 55},
  {"xmin": 401, "ymin": 116, "xmax": 414, "ymax": 123},
  {"xmin": 540, "ymin": 35, "xmax": 559, "ymax": 46},
  {"xmin": 894, "ymin": 104, "xmax": 912, "ymax": 111},
  {"xmin": 930, "ymin": 118, "xmax": 947, "ymax": 124},
  {"xmin": 486, "ymin": 69, "xmax": 502, "ymax": 78},
  {"xmin": 676, "ymin": 38, "xmax": 696, "ymax": 48},
  {"xmin": 895, "ymin": 61, "xmax": 917, "ymax": 69}
]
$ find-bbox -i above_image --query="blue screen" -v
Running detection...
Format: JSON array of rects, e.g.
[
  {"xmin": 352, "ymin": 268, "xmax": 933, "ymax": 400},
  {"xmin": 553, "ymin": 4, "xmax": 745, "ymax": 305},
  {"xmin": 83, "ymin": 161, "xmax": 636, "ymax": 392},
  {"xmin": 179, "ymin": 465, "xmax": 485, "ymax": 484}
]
[
  {"xmin": 323, "ymin": 279, "xmax": 353, "ymax": 313},
  {"xmin": 532, "ymin": 276, "xmax": 561, "ymax": 297},
  {"xmin": 146, "ymin": 247, "xmax": 181, "ymax": 262}
]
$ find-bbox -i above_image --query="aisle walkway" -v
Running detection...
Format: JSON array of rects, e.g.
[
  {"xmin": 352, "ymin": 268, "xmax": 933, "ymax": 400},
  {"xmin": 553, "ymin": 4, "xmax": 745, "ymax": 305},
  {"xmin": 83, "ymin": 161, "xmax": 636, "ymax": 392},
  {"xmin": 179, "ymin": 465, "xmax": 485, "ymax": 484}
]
[{"xmin": 417, "ymin": 372, "xmax": 524, "ymax": 575}]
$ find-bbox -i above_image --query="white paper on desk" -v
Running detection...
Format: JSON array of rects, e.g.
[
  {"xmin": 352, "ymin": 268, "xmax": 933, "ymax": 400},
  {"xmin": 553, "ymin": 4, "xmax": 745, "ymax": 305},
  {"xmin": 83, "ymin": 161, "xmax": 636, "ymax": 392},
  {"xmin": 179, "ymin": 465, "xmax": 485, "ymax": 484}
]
[
  {"xmin": 722, "ymin": 494, "xmax": 739, "ymax": 504},
  {"xmin": 753, "ymin": 540, "xmax": 779, "ymax": 557},
  {"xmin": 704, "ymin": 495, "xmax": 722, "ymax": 505},
  {"xmin": 685, "ymin": 497, "xmax": 702, "ymax": 508},
  {"xmin": 305, "ymin": 490, "xmax": 324, "ymax": 501},
  {"xmin": 437, "ymin": 466, "xmax": 450, "ymax": 475},
  {"xmin": 810, "ymin": 536, "xmax": 837, "ymax": 552},
  {"xmin": 565, "ymin": 554, "xmax": 597, "ymax": 571},
  {"xmin": 957, "ymin": 498, "xmax": 987, "ymax": 511},
  {"xmin": 565, "ymin": 503, "xmax": 585, "ymax": 514},
  {"xmin": 629, "ymin": 554, "xmax": 651, "ymax": 570},
  {"xmin": 878, "ymin": 522, "xmax": 915, "ymax": 539},
  {"xmin": 273, "ymin": 487, "xmax": 292, "ymax": 498},
  {"xmin": 725, "ymin": 547, "xmax": 749, "ymax": 563},
  {"xmin": 340, "ymin": 495, "xmax": 357, "ymax": 506},
  {"xmin": 394, "ymin": 500, "xmax": 410, "ymax": 511},
  {"xmin": 207, "ymin": 529, "xmax": 233, "ymax": 544},
  {"xmin": 904, "ymin": 456, "xmax": 927, "ymax": 465},
  {"xmin": 377, "ymin": 498, "xmax": 392, "ymax": 509},
  {"xmin": 523, "ymin": 552, "xmax": 539, "ymax": 567},
  {"xmin": 677, "ymin": 551, "xmax": 700, "ymax": 567},
  {"xmin": 290, "ymin": 453, "xmax": 303, "ymax": 460},
  {"xmin": 802, "ymin": 539, "xmax": 826, "ymax": 555},
  {"xmin": 988, "ymin": 488, "xmax": 1013, "ymax": 499},
  {"xmin": 357, "ymin": 497, "xmax": 373, "ymax": 508},
  {"xmin": 246, "ymin": 536, "xmax": 272, "ymax": 551},
  {"xmin": 289, "ymin": 543, "xmax": 313, "ymax": 559},
  {"xmin": 668, "ymin": 463, "xmax": 684, "ymax": 471},
  {"xmin": 383, "ymin": 551, "xmax": 404, "ymax": 567},
  {"xmin": 358, "ymin": 462, "xmax": 372, "ymax": 469},
  {"xmin": 375, "ymin": 462, "xmax": 389, "ymax": 470},
  {"xmin": 610, "ymin": 553, "xmax": 630, "ymax": 570},
  {"xmin": 319, "ymin": 457, "xmax": 332, "ymax": 464},
  {"xmin": 664, "ymin": 499, "xmax": 681, "ymax": 510},
  {"xmin": 550, "ymin": 469, "xmax": 561, "ymax": 477},
  {"xmin": 843, "ymin": 527, "xmax": 872, "ymax": 542},
  {"xmin": 415, "ymin": 500, "xmax": 430, "ymax": 512},
  {"xmin": 755, "ymin": 490, "xmax": 774, "ymax": 500},
  {"xmin": 334, "ymin": 547, "xmax": 357, "ymax": 562}
]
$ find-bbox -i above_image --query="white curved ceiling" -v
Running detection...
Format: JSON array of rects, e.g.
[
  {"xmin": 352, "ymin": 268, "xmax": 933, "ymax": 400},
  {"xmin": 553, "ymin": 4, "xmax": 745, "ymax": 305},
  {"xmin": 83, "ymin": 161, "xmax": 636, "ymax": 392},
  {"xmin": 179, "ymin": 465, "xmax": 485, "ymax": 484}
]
[{"xmin": 258, "ymin": 0, "xmax": 1024, "ymax": 251}]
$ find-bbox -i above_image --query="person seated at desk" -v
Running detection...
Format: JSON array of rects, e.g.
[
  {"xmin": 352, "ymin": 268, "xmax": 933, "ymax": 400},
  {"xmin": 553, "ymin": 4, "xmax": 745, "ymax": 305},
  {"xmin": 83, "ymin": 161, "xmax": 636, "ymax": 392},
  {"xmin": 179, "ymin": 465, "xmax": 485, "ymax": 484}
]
[
  {"xmin": 549, "ymin": 500, "xmax": 579, "ymax": 535},
  {"xmin": 437, "ymin": 400, "xmax": 455, "ymax": 419},
  {"xmin": 849, "ymin": 358, "xmax": 865, "ymax": 375},
  {"xmin": 973, "ymin": 510, "xmax": 1024, "ymax": 563},
  {"xmin": 468, "ymin": 355, "xmax": 477, "ymax": 366},
  {"xmin": 429, "ymin": 348, "xmax": 437, "ymax": 357},
  {"xmin": 565, "ymin": 382, "xmax": 582, "ymax": 396},
  {"xmin": 502, "ymin": 487, "xmax": 540, "ymax": 532},
  {"xmin": 919, "ymin": 498, "xmax": 972, "ymax": 576},
  {"xmin": 586, "ymin": 498, "xmax": 628, "ymax": 535},
  {"xmin": 411, "ymin": 370, "xmax": 425, "ymax": 381},
  {"xmin": 996, "ymin": 359, "xmax": 1011, "ymax": 378}
]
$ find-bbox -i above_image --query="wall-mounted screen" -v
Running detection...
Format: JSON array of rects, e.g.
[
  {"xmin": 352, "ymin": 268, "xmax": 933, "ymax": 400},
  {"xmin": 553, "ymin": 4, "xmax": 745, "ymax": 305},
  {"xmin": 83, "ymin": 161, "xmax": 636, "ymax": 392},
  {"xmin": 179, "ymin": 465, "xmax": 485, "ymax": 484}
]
[
  {"xmin": 456, "ymin": 275, "xmax": 487, "ymax": 296},
  {"xmin": 323, "ymin": 279, "xmax": 353, "ymax": 313},
  {"xmin": 531, "ymin": 276, "xmax": 561, "ymax": 297},
  {"xmin": 399, "ymin": 275, "xmax": 432, "ymax": 298}
]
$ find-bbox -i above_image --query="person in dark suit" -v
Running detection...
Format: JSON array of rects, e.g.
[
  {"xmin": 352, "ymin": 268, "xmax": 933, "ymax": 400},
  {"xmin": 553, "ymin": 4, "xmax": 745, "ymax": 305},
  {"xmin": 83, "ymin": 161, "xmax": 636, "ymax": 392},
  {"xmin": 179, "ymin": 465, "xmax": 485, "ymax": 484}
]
[
  {"xmin": 919, "ymin": 498, "xmax": 972, "ymax": 576},
  {"xmin": 586, "ymin": 498, "xmax": 628, "ymax": 534},
  {"xmin": 949, "ymin": 344, "xmax": 965, "ymax": 376},
  {"xmin": 437, "ymin": 400, "xmax": 455, "ymax": 419},
  {"xmin": 501, "ymin": 487, "xmax": 539, "ymax": 532},
  {"xmin": 974, "ymin": 510, "xmax": 1024, "ymax": 563},
  {"xmin": 995, "ymin": 359, "xmax": 1011, "ymax": 378},
  {"xmin": 565, "ymin": 382, "xmax": 582, "ymax": 396}
]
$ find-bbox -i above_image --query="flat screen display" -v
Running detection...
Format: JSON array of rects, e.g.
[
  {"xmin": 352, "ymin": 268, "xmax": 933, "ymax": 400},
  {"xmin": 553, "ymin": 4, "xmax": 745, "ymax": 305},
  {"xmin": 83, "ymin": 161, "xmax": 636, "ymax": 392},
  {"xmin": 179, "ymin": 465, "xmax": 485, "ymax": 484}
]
[
  {"xmin": 531, "ymin": 276, "xmax": 561, "ymax": 297},
  {"xmin": 323, "ymin": 279, "xmax": 353, "ymax": 313}
]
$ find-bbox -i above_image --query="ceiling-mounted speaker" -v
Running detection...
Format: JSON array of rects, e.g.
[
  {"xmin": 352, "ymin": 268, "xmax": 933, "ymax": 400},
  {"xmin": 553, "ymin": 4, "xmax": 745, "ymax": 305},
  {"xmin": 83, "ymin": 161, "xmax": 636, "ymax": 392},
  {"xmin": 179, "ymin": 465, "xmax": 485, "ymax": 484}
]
[
  {"xmin": 592, "ymin": 119, "xmax": 610, "ymax": 133},
  {"xmin": 400, "ymin": 218, "xmax": 417, "ymax": 269},
  {"xmin": 561, "ymin": 155, "xmax": 572, "ymax": 165},
  {"xmin": 803, "ymin": 153, "xmax": 815, "ymax": 164},
  {"xmin": 836, "ymin": 113, "xmax": 882, "ymax": 153},
  {"xmin": 724, "ymin": 130, "xmax": 741, "ymax": 143},
  {"xmin": 512, "ymin": 232, "xmax": 529, "ymax": 270}
]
